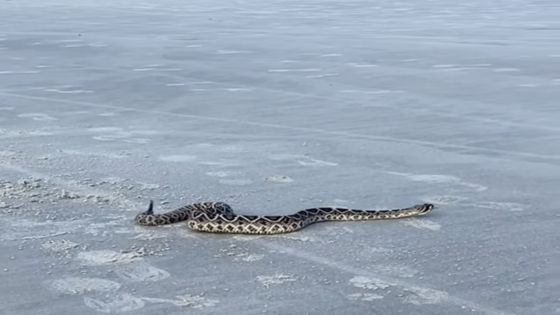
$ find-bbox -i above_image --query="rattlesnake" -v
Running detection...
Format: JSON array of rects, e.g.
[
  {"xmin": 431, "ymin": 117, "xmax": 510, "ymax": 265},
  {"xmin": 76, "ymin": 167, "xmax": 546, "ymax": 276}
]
[{"xmin": 134, "ymin": 200, "xmax": 435, "ymax": 235}]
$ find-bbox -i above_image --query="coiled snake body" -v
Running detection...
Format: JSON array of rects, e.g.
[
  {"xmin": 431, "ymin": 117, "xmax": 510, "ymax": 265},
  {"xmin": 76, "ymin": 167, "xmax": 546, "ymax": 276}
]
[{"xmin": 134, "ymin": 200, "xmax": 435, "ymax": 235}]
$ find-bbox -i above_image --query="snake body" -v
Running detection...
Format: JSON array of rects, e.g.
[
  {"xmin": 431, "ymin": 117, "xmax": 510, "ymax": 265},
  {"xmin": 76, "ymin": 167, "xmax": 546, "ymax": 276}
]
[{"xmin": 134, "ymin": 200, "xmax": 435, "ymax": 235}]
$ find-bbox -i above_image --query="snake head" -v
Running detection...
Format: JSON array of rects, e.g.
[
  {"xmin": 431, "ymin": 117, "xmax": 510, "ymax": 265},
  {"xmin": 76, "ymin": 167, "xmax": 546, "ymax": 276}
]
[{"xmin": 417, "ymin": 203, "xmax": 435, "ymax": 215}]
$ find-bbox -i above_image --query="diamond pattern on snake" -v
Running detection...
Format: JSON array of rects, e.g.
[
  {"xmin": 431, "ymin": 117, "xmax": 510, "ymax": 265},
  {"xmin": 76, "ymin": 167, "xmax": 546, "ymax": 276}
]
[{"xmin": 135, "ymin": 200, "xmax": 435, "ymax": 235}]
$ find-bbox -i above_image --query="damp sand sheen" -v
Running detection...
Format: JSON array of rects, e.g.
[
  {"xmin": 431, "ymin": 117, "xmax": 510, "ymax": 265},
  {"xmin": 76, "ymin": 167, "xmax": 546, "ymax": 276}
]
[{"xmin": 0, "ymin": 1, "xmax": 557, "ymax": 315}]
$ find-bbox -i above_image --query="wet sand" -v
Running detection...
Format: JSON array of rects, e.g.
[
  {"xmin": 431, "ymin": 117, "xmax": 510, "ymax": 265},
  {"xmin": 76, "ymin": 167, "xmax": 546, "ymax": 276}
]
[{"xmin": 0, "ymin": 0, "xmax": 559, "ymax": 314}]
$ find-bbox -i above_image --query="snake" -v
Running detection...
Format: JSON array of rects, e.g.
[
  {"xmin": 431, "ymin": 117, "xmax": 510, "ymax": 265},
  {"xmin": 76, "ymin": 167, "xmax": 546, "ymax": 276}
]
[{"xmin": 134, "ymin": 200, "xmax": 435, "ymax": 235}]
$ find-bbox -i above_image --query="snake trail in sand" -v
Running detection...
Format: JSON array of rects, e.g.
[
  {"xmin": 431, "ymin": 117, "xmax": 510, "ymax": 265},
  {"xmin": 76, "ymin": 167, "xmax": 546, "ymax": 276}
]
[{"xmin": 134, "ymin": 200, "xmax": 436, "ymax": 235}]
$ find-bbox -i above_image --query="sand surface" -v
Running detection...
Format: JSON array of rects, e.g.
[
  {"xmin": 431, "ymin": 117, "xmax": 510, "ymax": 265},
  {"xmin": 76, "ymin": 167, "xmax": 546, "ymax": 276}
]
[{"xmin": 0, "ymin": 0, "xmax": 559, "ymax": 314}]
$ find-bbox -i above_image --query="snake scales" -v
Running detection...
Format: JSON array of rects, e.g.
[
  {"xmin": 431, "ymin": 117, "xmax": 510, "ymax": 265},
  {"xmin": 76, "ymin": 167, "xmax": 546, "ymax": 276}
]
[{"xmin": 134, "ymin": 200, "xmax": 435, "ymax": 235}]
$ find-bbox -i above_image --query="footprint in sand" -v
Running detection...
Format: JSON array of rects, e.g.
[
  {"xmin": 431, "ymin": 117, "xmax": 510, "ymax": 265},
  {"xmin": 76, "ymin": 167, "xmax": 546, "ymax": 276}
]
[
  {"xmin": 45, "ymin": 277, "xmax": 122, "ymax": 295},
  {"xmin": 72, "ymin": 256, "xmax": 214, "ymax": 310},
  {"xmin": 17, "ymin": 113, "xmax": 58, "ymax": 121},
  {"xmin": 84, "ymin": 294, "xmax": 145, "ymax": 313},
  {"xmin": 114, "ymin": 262, "xmax": 171, "ymax": 282},
  {"xmin": 45, "ymin": 277, "xmax": 145, "ymax": 312},
  {"xmin": 48, "ymin": 250, "xmax": 177, "ymax": 312}
]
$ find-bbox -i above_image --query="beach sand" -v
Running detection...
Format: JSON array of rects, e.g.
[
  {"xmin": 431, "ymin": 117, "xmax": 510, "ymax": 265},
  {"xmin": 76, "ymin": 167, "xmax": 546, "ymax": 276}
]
[{"xmin": 0, "ymin": 0, "xmax": 558, "ymax": 314}]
